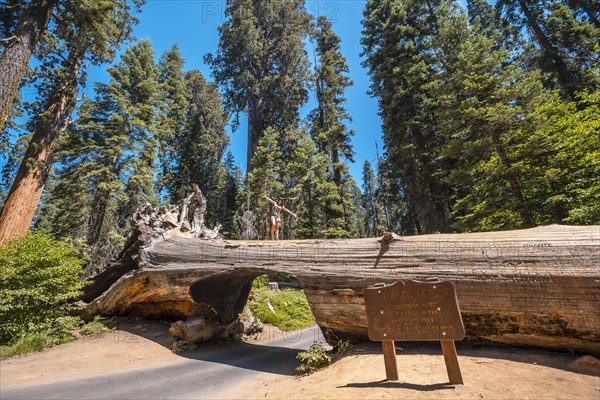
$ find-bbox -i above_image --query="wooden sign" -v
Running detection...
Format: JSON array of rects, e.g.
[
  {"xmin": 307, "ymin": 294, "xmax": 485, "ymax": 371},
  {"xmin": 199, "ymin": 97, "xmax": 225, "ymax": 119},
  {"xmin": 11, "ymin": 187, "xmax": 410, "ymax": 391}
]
[{"xmin": 364, "ymin": 279, "xmax": 465, "ymax": 384}]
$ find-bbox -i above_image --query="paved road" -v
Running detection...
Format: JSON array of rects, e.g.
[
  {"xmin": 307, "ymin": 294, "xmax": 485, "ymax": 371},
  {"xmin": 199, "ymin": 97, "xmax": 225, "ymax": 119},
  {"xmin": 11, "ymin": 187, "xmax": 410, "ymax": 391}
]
[{"xmin": 2, "ymin": 326, "xmax": 328, "ymax": 400}]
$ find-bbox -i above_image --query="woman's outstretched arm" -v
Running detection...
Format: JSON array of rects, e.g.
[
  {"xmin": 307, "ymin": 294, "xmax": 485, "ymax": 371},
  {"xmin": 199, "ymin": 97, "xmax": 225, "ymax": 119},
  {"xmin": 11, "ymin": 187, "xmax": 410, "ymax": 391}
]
[
  {"xmin": 263, "ymin": 194, "xmax": 276, "ymax": 205},
  {"xmin": 281, "ymin": 206, "xmax": 297, "ymax": 218}
]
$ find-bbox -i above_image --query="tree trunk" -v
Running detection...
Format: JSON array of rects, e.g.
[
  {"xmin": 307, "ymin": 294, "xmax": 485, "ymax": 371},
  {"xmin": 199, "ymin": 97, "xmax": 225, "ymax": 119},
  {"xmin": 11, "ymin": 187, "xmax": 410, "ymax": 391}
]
[
  {"xmin": 516, "ymin": 0, "xmax": 577, "ymax": 89},
  {"xmin": 491, "ymin": 132, "xmax": 535, "ymax": 229},
  {"xmin": 246, "ymin": 95, "xmax": 264, "ymax": 172},
  {"xmin": 0, "ymin": 47, "xmax": 83, "ymax": 246},
  {"xmin": 87, "ymin": 188, "xmax": 111, "ymax": 246},
  {"xmin": 403, "ymin": 161, "xmax": 449, "ymax": 234},
  {"xmin": 83, "ymin": 205, "xmax": 600, "ymax": 355},
  {"xmin": 0, "ymin": 0, "xmax": 57, "ymax": 131}
]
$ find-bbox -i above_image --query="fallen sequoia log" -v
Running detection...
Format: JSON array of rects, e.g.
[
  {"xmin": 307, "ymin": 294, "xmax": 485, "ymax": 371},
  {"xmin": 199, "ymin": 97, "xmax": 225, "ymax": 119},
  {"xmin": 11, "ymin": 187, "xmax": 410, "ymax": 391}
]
[{"xmin": 83, "ymin": 202, "xmax": 600, "ymax": 355}]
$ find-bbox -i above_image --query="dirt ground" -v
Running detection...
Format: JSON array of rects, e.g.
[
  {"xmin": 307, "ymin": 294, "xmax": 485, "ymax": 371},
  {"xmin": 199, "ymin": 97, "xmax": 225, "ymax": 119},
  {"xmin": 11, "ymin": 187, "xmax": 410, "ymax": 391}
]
[
  {"xmin": 250, "ymin": 344, "xmax": 600, "ymax": 400},
  {"xmin": 1, "ymin": 317, "xmax": 598, "ymax": 399}
]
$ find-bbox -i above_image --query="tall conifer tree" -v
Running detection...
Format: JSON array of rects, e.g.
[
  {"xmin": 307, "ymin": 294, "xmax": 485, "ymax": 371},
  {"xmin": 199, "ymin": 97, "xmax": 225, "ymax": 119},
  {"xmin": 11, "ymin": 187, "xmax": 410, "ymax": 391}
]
[
  {"xmin": 309, "ymin": 15, "xmax": 356, "ymax": 237},
  {"xmin": 205, "ymin": 0, "xmax": 312, "ymax": 170},
  {"xmin": 496, "ymin": 0, "xmax": 599, "ymax": 94},
  {"xmin": 39, "ymin": 39, "xmax": 160, "ymax": 266},
  {"xmin": 0, "ymin": 0, "xmax": 56, "ymax": 130},
  {"xmin": 430, "ymin": 5, "xmax": 544, "ymax": 231},
  {"xmin": 361, "ymin": 0, "xmax": 452, "ymax": 234}
]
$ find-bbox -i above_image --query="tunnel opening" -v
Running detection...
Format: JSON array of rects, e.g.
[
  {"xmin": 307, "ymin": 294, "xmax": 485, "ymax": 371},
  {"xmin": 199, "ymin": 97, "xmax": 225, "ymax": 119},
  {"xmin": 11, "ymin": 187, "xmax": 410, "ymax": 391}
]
[
  {"xmin": 184, "ymin": 269, "xmax": 325, "ymax": 345},
  {"xmin": 245, "ymin": 273, "xmax": 316, "ymax": 333}
]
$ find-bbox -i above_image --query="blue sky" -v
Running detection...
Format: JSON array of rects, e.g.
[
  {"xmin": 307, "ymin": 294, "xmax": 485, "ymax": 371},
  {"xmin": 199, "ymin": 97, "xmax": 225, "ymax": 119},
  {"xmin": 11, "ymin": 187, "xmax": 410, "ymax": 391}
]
[{"xmin": 85, "ymin": 0, "xmax": 384, "ymax": 187}]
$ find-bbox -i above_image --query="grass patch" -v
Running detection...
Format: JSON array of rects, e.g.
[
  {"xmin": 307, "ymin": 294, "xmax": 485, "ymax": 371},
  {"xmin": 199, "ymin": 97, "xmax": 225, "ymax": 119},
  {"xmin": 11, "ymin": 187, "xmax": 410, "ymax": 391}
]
[
  {"xmin": 0, "ymin": 331, "xmax": 74, "ymax": 359},
  {"xmin": 80, "ymin": 316, "xmax": 110, "ymax": 336},
  {"xmin": 0, "ymin": 315, "xmax": 112, "ymax": 359},
  {"xmin": 248, "ymin": 283, "xmax": 315, "ymax": 331}
]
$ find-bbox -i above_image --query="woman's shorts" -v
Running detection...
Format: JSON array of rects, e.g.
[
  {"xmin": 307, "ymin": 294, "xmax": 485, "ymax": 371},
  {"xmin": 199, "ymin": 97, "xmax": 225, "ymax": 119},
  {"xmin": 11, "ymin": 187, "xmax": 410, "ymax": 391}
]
[{"xmin": 271, "ymin": 216, "xmax": 281, "ymax": 224}]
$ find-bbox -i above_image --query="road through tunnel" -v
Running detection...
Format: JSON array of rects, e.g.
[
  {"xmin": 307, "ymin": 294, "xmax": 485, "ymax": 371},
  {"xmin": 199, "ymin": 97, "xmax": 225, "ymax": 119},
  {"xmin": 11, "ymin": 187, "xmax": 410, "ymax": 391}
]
[{"xmin": 169, "ymin": 268, "xmax": 326, "ymax": 344}]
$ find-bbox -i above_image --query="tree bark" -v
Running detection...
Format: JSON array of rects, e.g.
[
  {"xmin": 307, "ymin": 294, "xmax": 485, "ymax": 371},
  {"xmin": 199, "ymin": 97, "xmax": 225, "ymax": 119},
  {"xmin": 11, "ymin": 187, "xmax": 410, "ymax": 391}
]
[
  {"xmin": 0, "ymin": 0, "xmax": 57, "ymax": 131},
  {"xmin": 0, "ymin": 47, "xmax": 83, "ymax": 246},
  {"xmin": 246, "ymin": 95, "xmax": 264, "ymax": 172},
  {"xmin": 87, "ymin": 188, "xmax": 111, "ymax": 246}
]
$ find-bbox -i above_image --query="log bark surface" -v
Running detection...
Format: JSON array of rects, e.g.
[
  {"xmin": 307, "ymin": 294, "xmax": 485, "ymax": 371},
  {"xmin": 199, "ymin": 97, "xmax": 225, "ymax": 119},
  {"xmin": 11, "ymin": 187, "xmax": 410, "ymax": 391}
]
[{"xmin": 85, "ymin": 223, "xmax": 600, "ymax": 355}]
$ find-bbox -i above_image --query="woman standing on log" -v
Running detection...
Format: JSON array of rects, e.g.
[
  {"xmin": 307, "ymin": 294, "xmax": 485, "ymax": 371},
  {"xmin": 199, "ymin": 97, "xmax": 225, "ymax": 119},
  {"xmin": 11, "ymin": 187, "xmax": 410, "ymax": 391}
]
[{"xmin": 264, "ymin": 195, "xmax": 297, "ymax": 240}]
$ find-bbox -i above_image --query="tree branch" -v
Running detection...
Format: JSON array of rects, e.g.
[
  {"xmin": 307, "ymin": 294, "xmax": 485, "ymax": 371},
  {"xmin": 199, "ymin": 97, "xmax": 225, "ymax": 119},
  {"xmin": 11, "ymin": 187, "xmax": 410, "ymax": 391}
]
[{"xmin": 0, "ymin": 35, "xmax": 18, "ymax": 43}]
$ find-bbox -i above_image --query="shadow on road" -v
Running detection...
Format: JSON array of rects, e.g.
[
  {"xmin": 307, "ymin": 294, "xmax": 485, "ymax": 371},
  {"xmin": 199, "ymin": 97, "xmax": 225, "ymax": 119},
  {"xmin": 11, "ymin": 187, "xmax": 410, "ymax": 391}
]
[
  {"xmin": 182, "ymin": 340, "xmax": 304, "ymax": 376},
  {"xmin": 108, "ymin": 318, "xmax": 327, "ymax": 376}
]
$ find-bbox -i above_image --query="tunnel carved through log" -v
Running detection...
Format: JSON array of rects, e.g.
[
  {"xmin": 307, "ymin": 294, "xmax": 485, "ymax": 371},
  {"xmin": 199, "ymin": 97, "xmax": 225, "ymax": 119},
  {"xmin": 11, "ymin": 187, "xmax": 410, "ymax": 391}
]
[{"xmin": 82, "ymin": 202, "xmax": 600, "ymax": 355}]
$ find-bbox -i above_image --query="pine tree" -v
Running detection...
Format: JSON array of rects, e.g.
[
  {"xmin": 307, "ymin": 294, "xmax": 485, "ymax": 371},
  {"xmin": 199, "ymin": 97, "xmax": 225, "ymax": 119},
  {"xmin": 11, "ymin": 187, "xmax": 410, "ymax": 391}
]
[
  {"xmin": 310, "ymin": 16, "xmax": 354, "ymax": 179},
  {"xmin": 519, "ymin": 88, "xmax": 600, "ymax": 225},
  {"xmin": 348, "ymin": 179, "xmax": 368, "ymax": 238},
  {"xmin": 35, "ymin": 163, "xmax": 91, "ymax": 244},
  {"xmin": 38, "ymin": 39, "xmax": 160, "ymax": 267},
  {"xmin": 543, "ymin": 1, "xmax": 600, "ymax": 91},
  {"xmin": 375, "ymin": 155, "xmax": 413, "ymax": 235},
  {"xmin": 430, "ymin": 4, "xmax": 545, "ymax": 231},
  {"xmin": 0, "ymin": 129, "xmax": 27, "ymax": 210},
  {"xmin": 156, "ymin": 44, "xmax": 189, "ymax": 199},
  {"xmin": 154, "ymin": 45, "xmax": 231, "ymax": 229},
  {"xmin": 168, "ymin": 69, "xmax": 230, "ymax": 224},
  {"xmin": 0, "ymin": 0, "xmax": 143, "ymax": 246},
  {"xmin": 205, "ymin": 0, "xmax": 312, "ymax": 170},
  {"xmin": 466, "ymin": 0, "xmax": 524, "ymax": 55},
  {"xmin": 565, "ymin": 0, "xmax": 599, "ymax": 28},
  {"xmin": 309, "ymin": 15, "xmax": 356, "ymax": 237},
  {"xmin": 246, "ymin": 127, "xmax": 285, "ymax": 238},
  {"xmin": 0, "ymin": 1, "xmax": 24, "ymax": 41},
  {"xmin": 215, "ymin": 152, "xmax": 240, "ymax": 237},
  {"xmin": 287, "ymin": 132, "xmax": 350, "ymax": 238},
  {"xmin": 496, "ymin": 0, "xmax": 599, "ymax": 94},
  {"xmin": 97, "ymin": 39, "xmax": 160, "ymax": 240},
  {"xmin": 361, "ymin": 0, "xmax": 452, "ymax": 234},
  {"xmin": 361, "ymin": 160, "xmax": 380, "ymax": 237}
]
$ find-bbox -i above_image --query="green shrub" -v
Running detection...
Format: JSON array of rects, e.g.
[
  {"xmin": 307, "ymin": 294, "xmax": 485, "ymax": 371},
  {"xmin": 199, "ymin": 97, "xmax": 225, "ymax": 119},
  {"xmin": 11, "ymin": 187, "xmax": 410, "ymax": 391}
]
[
  {"xmin": 296, "ymin": 343, "xmax": 332, "ymax": 373},
  {"xmin": 172, "ymin": 339, "xmax": 197, "ymax": 354},
  {"xmin": 80, "ymin": 316, "xmax": 110, "ymax": 336},
  {"xmin": 0, "ymin": 231, "xmax": 87, "ymax": 344},
  {"xmin": 334, "ymin": 338, "xmax": 351, "ymax": 354},
  {"xmin": 252, "ymin": 275, "xmax": 269, "ymax": 289},
  {"xmin": 0, "ymin": 331, "xmax": 73, "ymax": 358}
]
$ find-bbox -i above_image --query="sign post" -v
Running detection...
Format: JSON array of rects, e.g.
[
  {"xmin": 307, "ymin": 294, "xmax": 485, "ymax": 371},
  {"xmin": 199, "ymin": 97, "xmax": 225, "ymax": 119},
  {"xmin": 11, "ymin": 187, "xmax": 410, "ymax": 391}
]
[{"xmin": 364, "ymin": 279, "xmax": 465, "ymax": 384}]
